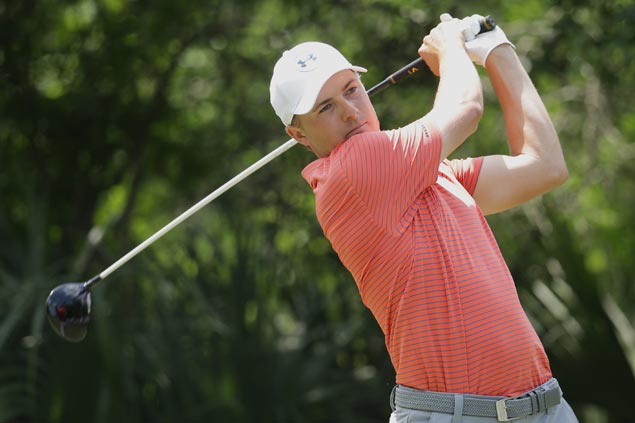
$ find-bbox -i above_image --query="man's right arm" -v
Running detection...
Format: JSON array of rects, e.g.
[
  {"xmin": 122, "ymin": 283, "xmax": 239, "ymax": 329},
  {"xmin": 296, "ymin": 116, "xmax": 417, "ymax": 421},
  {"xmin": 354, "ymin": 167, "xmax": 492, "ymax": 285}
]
[{"xmin": 418, "ymin": 17, "xmax": 484, "ymax": 162}]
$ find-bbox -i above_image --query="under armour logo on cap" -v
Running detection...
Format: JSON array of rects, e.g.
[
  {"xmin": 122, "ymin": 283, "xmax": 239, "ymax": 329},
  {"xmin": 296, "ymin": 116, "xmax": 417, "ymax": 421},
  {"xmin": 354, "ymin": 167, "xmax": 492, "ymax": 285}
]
[{"xmin": 295, "ymin": 52, "xmax": 318, "ymax": 71}]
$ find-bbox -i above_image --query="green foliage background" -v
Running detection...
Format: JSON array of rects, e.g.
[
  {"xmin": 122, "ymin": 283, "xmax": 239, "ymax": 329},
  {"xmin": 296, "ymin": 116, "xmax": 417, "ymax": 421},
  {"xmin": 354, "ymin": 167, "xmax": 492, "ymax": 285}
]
[{"xmin": 1, "ymin": 0, "xmax": 634, "ymax": 422}]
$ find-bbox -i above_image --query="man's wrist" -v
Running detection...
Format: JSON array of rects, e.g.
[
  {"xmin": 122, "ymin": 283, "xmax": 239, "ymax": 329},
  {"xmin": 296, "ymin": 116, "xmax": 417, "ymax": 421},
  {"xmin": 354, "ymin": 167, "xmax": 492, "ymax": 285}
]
[
  {"xmin": 439, "ymin": 44, "xmax": 472, "ymax": 70},
  {"xmin": 484, "ymin": 43, "xmax": 515, "ymax": 69}
]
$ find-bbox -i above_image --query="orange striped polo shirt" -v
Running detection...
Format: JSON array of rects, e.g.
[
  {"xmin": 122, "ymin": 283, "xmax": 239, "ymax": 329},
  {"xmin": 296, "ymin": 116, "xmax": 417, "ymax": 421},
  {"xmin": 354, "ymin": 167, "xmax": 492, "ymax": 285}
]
[{"xmin": 301, "ymin": 118, "xmax": 552, "ymax": 397}]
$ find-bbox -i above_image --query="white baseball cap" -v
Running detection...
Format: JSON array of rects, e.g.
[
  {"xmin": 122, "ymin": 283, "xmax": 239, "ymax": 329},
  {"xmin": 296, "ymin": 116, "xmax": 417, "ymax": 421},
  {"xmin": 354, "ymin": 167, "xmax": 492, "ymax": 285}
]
[{"xmin": 270, "ymin": 41, "xmax": 367, "ymax": 126}]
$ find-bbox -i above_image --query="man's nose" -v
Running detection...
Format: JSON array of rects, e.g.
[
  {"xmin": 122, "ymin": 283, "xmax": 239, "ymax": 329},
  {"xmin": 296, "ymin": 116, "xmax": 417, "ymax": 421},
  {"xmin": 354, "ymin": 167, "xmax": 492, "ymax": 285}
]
[{"xmin": 341, "ymin": 100, "xmax": 359, "ymax": 121}]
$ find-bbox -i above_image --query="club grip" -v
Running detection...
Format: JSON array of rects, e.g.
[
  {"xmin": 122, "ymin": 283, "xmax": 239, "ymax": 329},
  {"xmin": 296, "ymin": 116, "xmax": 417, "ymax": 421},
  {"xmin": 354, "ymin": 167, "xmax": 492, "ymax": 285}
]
[
  {"xmin": 479, "ymin": 15, "xmax": 496, "ymax": 33},
  {"xmin": 366, "ymin": 15, "xmax": 497, "ymax": 97}
]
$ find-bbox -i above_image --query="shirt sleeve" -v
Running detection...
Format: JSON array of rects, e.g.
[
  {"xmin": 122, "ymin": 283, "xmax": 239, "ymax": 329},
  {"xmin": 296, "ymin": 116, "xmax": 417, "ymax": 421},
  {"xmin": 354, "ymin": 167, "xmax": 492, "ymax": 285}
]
[
  {"xmin": 336, "ymin": 117, "xmax": 442, "ymax": 235},
  {"xmin": 446, "ymin": 156, "xmax": 484, "ymax": 195}
]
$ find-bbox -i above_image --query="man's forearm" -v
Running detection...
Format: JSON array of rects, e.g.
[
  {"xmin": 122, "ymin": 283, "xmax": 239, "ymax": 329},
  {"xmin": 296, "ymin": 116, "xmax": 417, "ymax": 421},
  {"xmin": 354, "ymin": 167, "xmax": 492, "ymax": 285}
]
[
  {"xmin": 433, "ymin": 45, "xmax": 484, "ymax": 159},
  {"xmin": 485, "ymin": 45, "xmax": 568, "ymax": 185}
]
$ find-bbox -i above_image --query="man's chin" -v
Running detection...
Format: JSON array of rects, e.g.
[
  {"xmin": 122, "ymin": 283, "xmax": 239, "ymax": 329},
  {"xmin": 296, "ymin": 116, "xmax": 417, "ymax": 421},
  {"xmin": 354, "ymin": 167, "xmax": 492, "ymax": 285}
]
[{"xmin": 345, "ymin": 123, "xmax": 369, "ymax": 140}]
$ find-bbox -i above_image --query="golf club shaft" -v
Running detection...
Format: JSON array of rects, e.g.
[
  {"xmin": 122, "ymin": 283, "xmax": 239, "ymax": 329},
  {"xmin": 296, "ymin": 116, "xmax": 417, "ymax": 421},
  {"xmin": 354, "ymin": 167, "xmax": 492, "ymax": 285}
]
[
  {"xmin": 88, "ymin": 138, "xmax": 298, "ymax": 288},
  {"xmin": 84, "ymin": 16, "xmax": 497, "ymax": 289},
  {"xmin": 366, "ymin": 15, "xmax": 496, "ymax": 97}
]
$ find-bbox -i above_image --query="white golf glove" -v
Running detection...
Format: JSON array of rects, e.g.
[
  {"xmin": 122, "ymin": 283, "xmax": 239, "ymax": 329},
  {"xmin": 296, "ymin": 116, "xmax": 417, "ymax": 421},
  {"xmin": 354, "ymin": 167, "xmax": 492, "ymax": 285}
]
[
  {"xmin": 439, "ymin": 12, "xmax": 492, "ymax": 43},
  {"xmin": 462, "ymin": 14, "xmax": 515, "ymax": 66}
]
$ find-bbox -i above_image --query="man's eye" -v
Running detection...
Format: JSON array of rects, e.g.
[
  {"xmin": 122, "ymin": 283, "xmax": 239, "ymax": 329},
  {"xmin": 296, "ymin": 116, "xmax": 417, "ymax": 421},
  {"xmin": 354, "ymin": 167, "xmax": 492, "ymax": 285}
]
[
  {"xmin": 346, "ymin": 86, "xmax": 358, "ymax": 95},
  {"xmin": 319, "ymin": 103, "xmax": 332, "ymax": 113}
]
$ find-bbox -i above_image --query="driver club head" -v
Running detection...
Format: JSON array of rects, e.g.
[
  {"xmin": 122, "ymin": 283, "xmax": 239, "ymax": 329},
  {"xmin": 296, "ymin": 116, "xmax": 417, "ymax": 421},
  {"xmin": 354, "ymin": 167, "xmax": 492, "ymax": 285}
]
[{"xmin": 46, "ymin": 282, "xmax": 92, "ymax": 342}]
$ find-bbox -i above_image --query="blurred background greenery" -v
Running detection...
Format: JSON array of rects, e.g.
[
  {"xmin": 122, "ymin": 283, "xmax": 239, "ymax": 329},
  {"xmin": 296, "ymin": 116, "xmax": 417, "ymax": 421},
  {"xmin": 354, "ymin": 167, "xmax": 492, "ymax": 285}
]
[{"xmin": 1, "ymin": 0, "xmax": 634, "ymax": 422}]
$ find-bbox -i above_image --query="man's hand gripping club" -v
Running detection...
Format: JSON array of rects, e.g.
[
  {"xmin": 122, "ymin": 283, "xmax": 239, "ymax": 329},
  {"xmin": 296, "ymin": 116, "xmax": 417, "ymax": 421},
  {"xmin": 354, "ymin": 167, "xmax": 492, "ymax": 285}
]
[{"xmin": 459, "ymin": 13, "xmax": 515, "ymax": 66}]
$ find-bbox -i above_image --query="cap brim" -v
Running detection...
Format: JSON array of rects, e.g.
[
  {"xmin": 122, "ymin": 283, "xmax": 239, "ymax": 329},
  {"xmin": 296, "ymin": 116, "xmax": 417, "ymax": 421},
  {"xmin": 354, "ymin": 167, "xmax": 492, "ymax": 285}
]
[{"xmin": 293, "ymin": 65, "xmax": 367, "ymax": 117}]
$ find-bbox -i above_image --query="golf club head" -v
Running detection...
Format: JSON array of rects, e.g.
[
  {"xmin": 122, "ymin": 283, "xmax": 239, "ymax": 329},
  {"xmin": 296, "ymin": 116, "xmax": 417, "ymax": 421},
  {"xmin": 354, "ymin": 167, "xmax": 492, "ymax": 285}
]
[{"xmin": 46, "ymin": 282, "xmax": 92, "ymax": 342}]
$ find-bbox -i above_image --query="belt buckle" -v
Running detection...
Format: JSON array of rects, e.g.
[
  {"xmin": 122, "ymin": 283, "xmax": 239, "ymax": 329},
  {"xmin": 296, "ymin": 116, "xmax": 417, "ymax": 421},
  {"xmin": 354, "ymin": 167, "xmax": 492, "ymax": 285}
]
[{"xmin": 496, "ymin": 398, "xmax": 523, "ymax": 422}]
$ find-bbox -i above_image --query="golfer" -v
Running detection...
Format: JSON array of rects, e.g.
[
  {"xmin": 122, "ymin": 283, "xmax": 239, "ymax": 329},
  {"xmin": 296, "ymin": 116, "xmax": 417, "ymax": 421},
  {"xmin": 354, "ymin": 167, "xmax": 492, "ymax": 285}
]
[{"xmin": 270, "ymin": 13, "xmax": 578, "ymax": 423}]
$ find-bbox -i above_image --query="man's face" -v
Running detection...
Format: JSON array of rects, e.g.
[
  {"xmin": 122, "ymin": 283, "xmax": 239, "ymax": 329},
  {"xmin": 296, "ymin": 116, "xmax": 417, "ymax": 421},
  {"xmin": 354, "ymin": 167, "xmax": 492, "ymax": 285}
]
[{"xmin": 286, "ymin": 70, "xmax": 380, "ymax": 158}]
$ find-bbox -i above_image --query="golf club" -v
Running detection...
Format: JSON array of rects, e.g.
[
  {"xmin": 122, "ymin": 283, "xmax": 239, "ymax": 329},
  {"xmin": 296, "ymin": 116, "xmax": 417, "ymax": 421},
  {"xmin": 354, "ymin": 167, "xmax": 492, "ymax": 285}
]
[
  {"xmin": 46, "ymin": 16, "xmax": 497, "ymax": 342},
  {"xmin": 367, "ymin": 15, "xmax": 496, "ymax": 96}
]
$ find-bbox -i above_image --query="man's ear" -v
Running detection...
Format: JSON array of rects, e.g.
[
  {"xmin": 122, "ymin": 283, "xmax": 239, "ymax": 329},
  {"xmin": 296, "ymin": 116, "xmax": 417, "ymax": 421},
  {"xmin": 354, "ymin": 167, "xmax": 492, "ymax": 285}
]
[{"xmin": 285, "ymin": 125, "xmax": 313, "ymax": 152}]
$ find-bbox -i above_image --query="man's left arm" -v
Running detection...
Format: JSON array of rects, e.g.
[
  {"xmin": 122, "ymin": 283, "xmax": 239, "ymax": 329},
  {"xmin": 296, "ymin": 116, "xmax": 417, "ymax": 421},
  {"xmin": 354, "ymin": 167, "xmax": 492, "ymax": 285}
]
[{"xmin": 471, "ymin": 43, "xmax": 568, "ymax": 215}]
